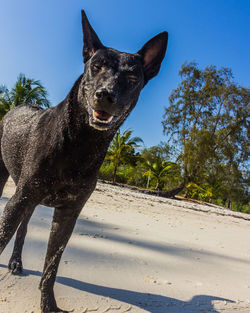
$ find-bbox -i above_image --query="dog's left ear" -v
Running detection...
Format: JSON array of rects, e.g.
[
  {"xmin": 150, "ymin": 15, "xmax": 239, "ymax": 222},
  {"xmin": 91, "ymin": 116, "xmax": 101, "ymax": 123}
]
[
  {"xmin": 81, "ymin": 10, "xmax": 104, "ymax": 63},
  {"xmin": 138, "ymin": 32, "xmax": 168, "ymax": 86}
]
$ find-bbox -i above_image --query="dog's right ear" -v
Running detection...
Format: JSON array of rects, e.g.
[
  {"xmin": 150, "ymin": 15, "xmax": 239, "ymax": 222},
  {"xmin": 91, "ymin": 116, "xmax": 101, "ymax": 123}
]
[{"xmin": 81, "ymin": 10, "xmax": 104, "ymax": 63}]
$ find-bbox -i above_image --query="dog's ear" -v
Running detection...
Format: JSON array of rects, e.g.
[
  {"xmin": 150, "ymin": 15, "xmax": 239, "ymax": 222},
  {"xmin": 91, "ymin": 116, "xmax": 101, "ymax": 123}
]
[
  {"xmin": 138, "ymin": 32, "xmax": 168, "ymax": 85},
  {"xmin": 81, "ymin": 10, "xmax": 104, "ymax": 63}
]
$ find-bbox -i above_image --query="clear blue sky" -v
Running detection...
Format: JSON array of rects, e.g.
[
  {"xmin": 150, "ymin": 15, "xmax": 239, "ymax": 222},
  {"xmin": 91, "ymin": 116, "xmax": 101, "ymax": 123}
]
[{"xmin": 0, "ymin": 0, "xmax": 249, "ymax": 147}]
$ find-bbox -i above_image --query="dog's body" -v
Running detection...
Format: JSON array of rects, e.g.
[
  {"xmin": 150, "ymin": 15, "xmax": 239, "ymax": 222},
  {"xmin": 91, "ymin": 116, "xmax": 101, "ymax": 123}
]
[{"xmin": 0, "ymin": 11, "xmax": 167, "ymax": 313}]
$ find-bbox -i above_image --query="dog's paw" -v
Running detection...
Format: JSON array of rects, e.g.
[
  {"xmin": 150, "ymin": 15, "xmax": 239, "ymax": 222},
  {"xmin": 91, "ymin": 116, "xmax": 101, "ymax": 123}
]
[
  {"xmin": 42, "ymin": 308, "xmax": 69, "ymax": 313},
  {"xmin": 52, "ymin": 309, "xmax": 70, "ymax": 313},
  {"xmin": 8, "ymin": 258, "xmax": 23, "ymax": 275},
  {"xmin": 41, "ymin": 296, "xmax": 70, "ymax": 313}
]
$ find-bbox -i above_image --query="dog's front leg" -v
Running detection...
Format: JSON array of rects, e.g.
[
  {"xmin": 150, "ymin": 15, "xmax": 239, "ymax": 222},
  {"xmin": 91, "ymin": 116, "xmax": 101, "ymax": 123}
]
[{"xmin": 39, "ymin": 205, "xmax": 82, "ymax": 313}]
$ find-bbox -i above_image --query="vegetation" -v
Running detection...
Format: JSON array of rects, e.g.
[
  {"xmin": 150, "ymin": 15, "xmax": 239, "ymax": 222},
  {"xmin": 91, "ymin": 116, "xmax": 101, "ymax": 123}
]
[
  {"xmin": 100, "ymin": 136, "xmax": 182, "ymax": 192},
  {"xmin": 0, "ymin": 73, "xmax": 50, "ymax": 120},
  {"xmin": 104, "ymin": 129, "xmax": 143, "ymax": 183},
  {"xmin": 141, "ymin": 143, "xmax": 181, "ymax": 191}
]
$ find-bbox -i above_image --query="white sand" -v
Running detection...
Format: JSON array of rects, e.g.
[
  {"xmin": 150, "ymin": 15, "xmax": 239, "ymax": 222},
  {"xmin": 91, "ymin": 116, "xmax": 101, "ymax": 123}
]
[{"xmin": 0, "ymin": 178, "xmax": 250, "ymax": 313}]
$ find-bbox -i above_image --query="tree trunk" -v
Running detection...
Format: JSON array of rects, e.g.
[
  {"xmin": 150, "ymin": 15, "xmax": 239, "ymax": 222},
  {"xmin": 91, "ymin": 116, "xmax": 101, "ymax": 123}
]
[
  {"xmin": 141, "ymin": 181, "xmax": 185, "ymax": 198},
  {"xmin": 160, "ymin": 181, "xmax": 186, "ymax": 198},
  {"xmin": 112, "ymin": 164, "xmax": 118, "ymax": 183},
  {"xmin": 146, "ymin": 175, "xmax": 151, "ymax": 189},
  {"xmin": 227, "ymin": 200, "xmax": 232, "ymax": 210},
  {"xmin": 155, "ymin": 179, "xmax": 160, "ymax": 191}
]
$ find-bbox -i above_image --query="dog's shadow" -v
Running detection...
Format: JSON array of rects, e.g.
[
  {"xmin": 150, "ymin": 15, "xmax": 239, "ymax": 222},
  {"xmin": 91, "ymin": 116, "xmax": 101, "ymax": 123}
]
[
  {"xmin": 0, "ymin": 201, "xmax": 236, "ymax": 312},
  {"xmin": 0, "ymin": 264, "xmax": 234, "ymax": 313}
]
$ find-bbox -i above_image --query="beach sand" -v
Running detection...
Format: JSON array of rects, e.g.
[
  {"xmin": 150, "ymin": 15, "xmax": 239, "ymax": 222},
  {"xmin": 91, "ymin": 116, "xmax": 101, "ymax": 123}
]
[{"xmin": 0, "ymin": 178, "xmax": 250, "ymax": 313}]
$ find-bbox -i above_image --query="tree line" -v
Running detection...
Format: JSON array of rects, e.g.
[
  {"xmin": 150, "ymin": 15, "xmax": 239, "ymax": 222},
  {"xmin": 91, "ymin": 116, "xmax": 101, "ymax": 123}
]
[{"xmin": 1, "ymin": 64, "xmax": 249, "ymax": 213}]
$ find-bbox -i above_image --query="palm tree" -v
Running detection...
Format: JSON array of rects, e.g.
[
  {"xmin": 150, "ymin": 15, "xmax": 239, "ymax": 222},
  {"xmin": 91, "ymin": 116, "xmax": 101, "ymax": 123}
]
[
  {"xmin": 143, "ymin": 157, "xmax": 178, "ymax": 191},
  {"xmin": 0, "ymin": 73, "xmax": 50, "ymax": 120},
  {"xmin": 0, "ymin": 85, "xmax": 11, "ymax": 120},
  {"xmin": 10, "ymin": 73, "xmax": 50, "ymax": 108},
  {"xmin": 106, "ymin": 129, "xmax": 143, "ymax": 183}
]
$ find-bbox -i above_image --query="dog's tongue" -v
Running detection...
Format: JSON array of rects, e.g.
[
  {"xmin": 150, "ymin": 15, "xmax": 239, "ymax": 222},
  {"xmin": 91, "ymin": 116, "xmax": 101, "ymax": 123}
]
[{"xmin": 94, "ymin": 110, "xmax": 112, "ymax": 121}]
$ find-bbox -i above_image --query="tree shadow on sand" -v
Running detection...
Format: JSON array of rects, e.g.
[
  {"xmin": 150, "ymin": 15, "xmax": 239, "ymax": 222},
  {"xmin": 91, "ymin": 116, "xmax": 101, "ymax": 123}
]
[{"xmin": 0, "ymin": 264, "xmax": 234, "ymax": 313}]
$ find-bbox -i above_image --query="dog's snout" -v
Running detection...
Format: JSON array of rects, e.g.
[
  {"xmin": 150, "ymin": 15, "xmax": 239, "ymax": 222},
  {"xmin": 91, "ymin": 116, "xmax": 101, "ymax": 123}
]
[{"xmin": 95, "ymin": 88, "xmax": 116, "ymax": 104}]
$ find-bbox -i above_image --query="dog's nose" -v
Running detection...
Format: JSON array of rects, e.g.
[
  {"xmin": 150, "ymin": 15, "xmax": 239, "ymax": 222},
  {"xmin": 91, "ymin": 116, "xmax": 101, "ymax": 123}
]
[{"xmin": 95, "ymin": 88, "xmax": 116, "ymax": 104}]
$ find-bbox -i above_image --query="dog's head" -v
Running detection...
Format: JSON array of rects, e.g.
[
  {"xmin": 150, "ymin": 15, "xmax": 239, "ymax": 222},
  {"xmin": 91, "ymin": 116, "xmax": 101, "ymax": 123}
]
[{"xmin": 79, "ymin": 10, "xmax": 168, "ymax": 131}]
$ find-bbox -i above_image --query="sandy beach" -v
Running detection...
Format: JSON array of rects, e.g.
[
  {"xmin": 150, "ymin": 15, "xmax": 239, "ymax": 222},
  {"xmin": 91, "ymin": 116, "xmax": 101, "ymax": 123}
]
[{"xmin": 0, "ymin": 178, "xmax": 250, "ymax": 313}]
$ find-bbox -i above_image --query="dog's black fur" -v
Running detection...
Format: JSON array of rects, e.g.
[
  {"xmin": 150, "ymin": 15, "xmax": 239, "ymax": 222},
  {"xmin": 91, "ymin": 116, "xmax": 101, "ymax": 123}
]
[{"xmin": 0, "ymin": 11, "xmax": 168, "ymax": 313}]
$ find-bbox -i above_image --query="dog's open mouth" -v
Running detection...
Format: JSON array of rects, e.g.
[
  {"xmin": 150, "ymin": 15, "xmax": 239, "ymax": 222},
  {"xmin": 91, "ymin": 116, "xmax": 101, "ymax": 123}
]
[
  {"xmin": 93, "ymin": 110, "xmax": 114, "ymax": 123},
  {"xmin": 85, "ymin": 96, "xmax": 117, "ymax": 130},
  {"xmin": 88, "ymin": 106, "xmax": 117, "ymax": 130}
]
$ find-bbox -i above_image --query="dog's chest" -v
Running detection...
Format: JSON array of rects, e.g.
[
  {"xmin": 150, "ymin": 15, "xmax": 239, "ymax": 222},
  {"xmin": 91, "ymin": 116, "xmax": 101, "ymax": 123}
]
[
  {"xmin": 41, "ymin": 148, "xmax": 103, "ymax": 207},
  {"xmin": 42, "ymin": 173, "xmax": 96, "ymax": 207}
]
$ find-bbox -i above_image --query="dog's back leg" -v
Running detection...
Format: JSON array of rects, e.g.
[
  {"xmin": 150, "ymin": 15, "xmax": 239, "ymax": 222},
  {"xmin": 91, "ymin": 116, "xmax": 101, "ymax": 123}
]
[
  {"xmin": 0, "ymin": 181, "xmax": 44, "ymax": 255},
  {"xmin": 8, "ymin": 209, "xmax": 33, "ymax": 274},
  {"xmin": 0, "ymin": 122, "xmax": 9, "ymax": 197}
]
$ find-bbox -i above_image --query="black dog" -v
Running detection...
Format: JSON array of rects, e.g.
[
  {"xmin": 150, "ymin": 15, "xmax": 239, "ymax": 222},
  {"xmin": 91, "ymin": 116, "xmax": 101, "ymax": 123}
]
[{"xmin": 0, "ymin": 10, "xmax": 167, "ymax": 313}]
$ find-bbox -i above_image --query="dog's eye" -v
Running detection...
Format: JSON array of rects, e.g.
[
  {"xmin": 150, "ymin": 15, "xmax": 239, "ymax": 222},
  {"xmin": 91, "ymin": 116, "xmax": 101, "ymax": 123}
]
[
  {"xmin": 126, "ymin": 75, "xmax": 138, "ymax": 87},
  {"xmin": 92, "ymin": 64, "xmax": 102, "ymax": 71}
]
